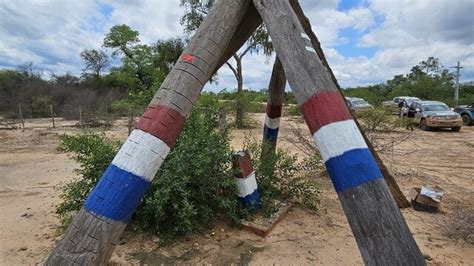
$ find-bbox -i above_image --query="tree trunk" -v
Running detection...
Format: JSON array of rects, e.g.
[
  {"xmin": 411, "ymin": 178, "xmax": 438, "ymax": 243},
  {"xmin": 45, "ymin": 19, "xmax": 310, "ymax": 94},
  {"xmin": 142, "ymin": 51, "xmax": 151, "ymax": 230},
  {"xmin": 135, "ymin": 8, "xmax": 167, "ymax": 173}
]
[
  {"xmin": 235, "ymin": 56, "xmax": 244, "ymax": 128},
  {"xmin": 253, "ymin": 1, "xmax": 425, "ymax": 265},
  {"xmin": 289, "ymin": 0, "xmax": 410, "ymax": 209},
  {"xmin": 46, "ymin": 1, "xmax": 252, "ymax": 264}
]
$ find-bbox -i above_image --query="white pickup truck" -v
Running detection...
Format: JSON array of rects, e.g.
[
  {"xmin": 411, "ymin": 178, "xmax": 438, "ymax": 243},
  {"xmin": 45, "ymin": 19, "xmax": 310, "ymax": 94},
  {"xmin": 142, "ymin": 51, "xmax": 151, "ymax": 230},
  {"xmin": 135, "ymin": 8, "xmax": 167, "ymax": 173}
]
[{"xmin": 383, "ymin": 96, "xmax": 421, "ymax": 115}]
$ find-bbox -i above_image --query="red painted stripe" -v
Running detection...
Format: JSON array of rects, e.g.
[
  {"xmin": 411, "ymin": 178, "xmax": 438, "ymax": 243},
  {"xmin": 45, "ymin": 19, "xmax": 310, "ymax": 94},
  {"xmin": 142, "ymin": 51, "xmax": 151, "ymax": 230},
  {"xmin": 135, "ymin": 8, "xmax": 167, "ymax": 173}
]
[
  {"xmin": 266, "ymin": 103, "xmax": 283, "ymax": 119},
  {"xmin": 233, "ymin": 151, "xmax": 254, "ymax": 179},
  {"xmin": 180, "ymin": 53, "xmax": 195, "ymax": 63},
  {"xmin": 136, "ymin": 104, "xmax": 185, "ymax": 147},
  {"xmin": 300, "ymin": 91, "xmax": 351, "ymax": 134}
]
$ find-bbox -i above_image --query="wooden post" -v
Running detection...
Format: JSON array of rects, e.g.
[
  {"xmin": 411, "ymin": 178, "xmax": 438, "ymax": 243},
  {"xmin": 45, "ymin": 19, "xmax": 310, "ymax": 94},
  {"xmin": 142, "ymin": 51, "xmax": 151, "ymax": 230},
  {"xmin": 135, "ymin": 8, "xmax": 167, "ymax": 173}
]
[
  {"xmin": 50, "ymin": 105, "xmax": 55, "ymax": 128},
  {"xmin": 218, "ymin": 107, "xmax": 227, "ymax": 133},
  {"xmin": 289, "ymin": 0, "xmax": 410, "ymax": 209},
  {"xmin": 18, "ymin": 104, "xmax": 24, "ymax": 129},
  {"xmin": 46, "ymin": 0, "xmax": 252, "ymax": 264},
  {"xmin": 253, "ymin": 1, "xmax": 425, "ymax": 265},
  {"xmin": 262, "ymin": 57, "xmax": 285, "ymax": 152},
  {"xmin": 79, "ymin": 106, "xmax": 83, "ymax": 128},
  {"xmin": 232, "ymin": 151, "xmax": 260, "ymax": 209}
]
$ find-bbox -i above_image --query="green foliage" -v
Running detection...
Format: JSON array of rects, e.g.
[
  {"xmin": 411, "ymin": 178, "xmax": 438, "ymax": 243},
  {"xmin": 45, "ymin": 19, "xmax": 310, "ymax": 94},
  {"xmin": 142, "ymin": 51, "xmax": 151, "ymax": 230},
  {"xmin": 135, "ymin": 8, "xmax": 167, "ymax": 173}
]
[
  {"xmin": 285, "ymin": 105, "xmax": 301, "ymax": 116},
  {"xmin": 245, "ymin": 138, "xmax": 322, "ymax": 214},
  {"xmin": 343, "ymin": 57, "xmax": 474, "ymax": 107},
  {"xmin": 135, "ymin": 108, "xmax": 244, "ymax": 242},
  {"xmin": 56, "ymin": 104, "xmax": 322, "ymax": 243},
  {"xmin": 56, "ymin": 131, "xmax": 120, "ymax": 222},
  {"xmin": 30, "ymin": 95, "xmax": 51, "ymax": 117},
  {"xmin": 103, "ymin": 25, "xmax": 185, "ymax": 106},
  {"xmin": 80, "ymin": 49, "xmax": 109, "ymax": 79},
  {"xmin": 355, "ymin": 106, "xmax": 403, "ymax": 132}
]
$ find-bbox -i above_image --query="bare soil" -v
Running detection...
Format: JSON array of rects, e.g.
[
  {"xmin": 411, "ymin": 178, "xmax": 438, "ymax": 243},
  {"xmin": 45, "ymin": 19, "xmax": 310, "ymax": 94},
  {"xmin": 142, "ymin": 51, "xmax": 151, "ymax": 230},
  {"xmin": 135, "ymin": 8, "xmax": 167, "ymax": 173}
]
[{"xmin": 1, "ymin": 115, "xmax": 473, "ymax": 265}]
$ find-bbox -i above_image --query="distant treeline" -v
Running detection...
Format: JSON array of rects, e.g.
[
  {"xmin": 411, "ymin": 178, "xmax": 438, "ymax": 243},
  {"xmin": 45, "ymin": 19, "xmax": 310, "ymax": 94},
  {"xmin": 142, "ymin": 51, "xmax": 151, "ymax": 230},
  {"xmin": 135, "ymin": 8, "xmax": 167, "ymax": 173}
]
[{"xmin": 343, "ymin": 57, "xmax": 474, "ymax": 106}]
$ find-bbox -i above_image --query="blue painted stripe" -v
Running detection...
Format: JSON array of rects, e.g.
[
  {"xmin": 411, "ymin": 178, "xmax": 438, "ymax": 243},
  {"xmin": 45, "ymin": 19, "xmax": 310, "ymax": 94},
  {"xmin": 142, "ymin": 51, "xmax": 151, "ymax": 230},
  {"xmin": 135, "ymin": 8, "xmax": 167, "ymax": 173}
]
[
  {"xmin": 238, "ymin": 189, "xmax": 260, "ymax": 209},
  {"xmin": 263, "ymin": 126, "xmax": 279, "ymax": 142},
  {"xmin": 84, "ymin": 164, "xmax": 151, "ymax": 223},
  {"xmin": 325, "ymin": 148, "xmax": 382, "ymax": 192}
]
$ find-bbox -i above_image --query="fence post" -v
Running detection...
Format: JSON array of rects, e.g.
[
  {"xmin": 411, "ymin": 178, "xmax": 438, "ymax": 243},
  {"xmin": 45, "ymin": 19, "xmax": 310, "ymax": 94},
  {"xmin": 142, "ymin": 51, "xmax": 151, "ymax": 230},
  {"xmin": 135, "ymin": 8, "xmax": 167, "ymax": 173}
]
[
  {"xmin": 218, "ymin": 107, "xmax": 227, "ymax": 133},
  {"xmin": 79, "ymin": 106, "xmax": 83, "ymax": 128},
  {"xmin": 18, "ymin": 104, "xmax": 25, "ymax": 129},
  {"xmin": 50, "ymin": 105, "xmax": 55, "ymax": 128},
  {"xmin": 232, "ymin": 151, "xmax": 260, "ymax": 209}
]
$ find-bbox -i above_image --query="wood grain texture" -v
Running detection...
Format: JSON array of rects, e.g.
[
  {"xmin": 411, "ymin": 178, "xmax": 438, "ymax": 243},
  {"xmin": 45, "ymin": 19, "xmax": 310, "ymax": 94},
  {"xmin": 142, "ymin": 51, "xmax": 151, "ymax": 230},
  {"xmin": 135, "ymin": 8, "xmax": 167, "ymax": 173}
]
[
  {"xmin": 289, "ymin": 0, "xmax": 410, "ymax": 208},
  {"xmin": 267, "ymin": 57, "xmax": 286, "ymax": 106},
  {"xmin": 47, "ymin": 0, "xmax": 252, "ymax": 264},
  {"xmin": 338, "ymin": 179, "xmax": 425, "ymax": 265},
  {"xmin": 150, "ymin": 0, "xmax": 250, "ymax": 119},
  {"xmin": 254, "ymin": 0, "xmax": 425, "ymax": 264},
  {"xmin": 45, "ymin": 208, "xmax": 126, "ymax": 265}
]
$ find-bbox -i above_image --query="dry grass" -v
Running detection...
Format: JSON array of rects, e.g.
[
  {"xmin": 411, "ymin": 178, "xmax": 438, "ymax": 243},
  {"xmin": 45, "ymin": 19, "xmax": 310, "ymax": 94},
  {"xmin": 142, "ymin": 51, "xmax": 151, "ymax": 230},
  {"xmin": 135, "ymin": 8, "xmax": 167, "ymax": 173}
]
[{"xmin": 437, "ymin": 199, "xmax": 474, "ymax": 245}]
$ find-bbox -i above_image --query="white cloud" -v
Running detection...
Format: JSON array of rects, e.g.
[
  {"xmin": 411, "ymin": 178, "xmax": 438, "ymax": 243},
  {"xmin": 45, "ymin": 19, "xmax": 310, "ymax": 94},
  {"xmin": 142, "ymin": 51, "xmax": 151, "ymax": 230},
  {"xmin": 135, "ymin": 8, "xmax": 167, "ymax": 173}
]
[{"xmin": 0, "ymin": 0, "xmax": 472, "ymax": 90}]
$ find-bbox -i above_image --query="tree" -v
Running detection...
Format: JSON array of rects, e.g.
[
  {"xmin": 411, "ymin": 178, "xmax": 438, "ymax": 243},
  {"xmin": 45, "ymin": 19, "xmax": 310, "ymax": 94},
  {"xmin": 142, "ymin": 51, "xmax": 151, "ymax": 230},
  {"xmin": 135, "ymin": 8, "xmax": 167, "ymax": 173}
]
[
  {"xmin": 80, "ymin": 49, "xmax": 110, "ymax": 80},
  {"xmin": 103, "ymin": 24, "xmax": 184, "ymax": 105},
  {"xmin": 180, "ymin": 0, "xmax": 273, "ymax": 128}
]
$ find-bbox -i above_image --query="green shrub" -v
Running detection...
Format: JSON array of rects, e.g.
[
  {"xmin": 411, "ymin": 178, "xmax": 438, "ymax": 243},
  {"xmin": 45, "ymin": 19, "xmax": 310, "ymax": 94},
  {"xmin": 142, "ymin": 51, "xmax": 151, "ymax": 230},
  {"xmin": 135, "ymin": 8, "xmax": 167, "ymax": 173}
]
[
  {"xmin": 31, "ymin": 95, "xmax": 51, "ymax": 117},
  {"xmin": 135, "ymin": 109, "xmax": 245, "ymax": 242},
  {"xmin": 56, "ymin": 130, "xmax": 120, "ymax": 224},
  {"xmin": 355, "ymin": 106, "xmax": 403, "ymax": 132},
  {"xmin": 244, "ymin": 137, "xmax": 322, "ymax": 214},
  {"xmin": 56, "ymin": 105, "xmax": 322, "ymax": 243}
]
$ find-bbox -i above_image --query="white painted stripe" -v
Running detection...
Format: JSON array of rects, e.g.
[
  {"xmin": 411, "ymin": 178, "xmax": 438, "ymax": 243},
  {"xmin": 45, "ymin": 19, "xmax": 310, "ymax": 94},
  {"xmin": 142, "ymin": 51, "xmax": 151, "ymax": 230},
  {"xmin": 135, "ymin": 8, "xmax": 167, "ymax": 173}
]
[
  {"xmin": 264, "ymin": 114, "xmax": 280, "ymax": 129},
  {"xmin": 313, "ymin": 119, "xmax": 367, "ymax": 162},
  {"xmin": 305, "ymin": 46, "xmax": 316, "ymax": 54},
  {"xmin": 301, "ymin": 32, "xmax": 310, "ymax": 41},
  {"xmin": 112, "ymin": 129, "xmax": 170, "ymax": 182},
  {"xmin": 235, "ymin": 172, "xmax": 258, "ymax": 198}
]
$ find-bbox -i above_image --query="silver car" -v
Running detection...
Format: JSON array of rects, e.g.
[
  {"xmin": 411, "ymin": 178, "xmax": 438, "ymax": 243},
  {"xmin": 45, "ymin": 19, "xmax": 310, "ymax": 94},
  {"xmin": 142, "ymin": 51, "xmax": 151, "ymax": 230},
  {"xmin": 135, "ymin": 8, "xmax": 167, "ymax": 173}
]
[
  {"xmin": 345, "ymin": 97, "xmax": 373, "ymax": 112},
  {"xmin": 411, "ymin": 101, "xmax": 463, "ymax": 131}
]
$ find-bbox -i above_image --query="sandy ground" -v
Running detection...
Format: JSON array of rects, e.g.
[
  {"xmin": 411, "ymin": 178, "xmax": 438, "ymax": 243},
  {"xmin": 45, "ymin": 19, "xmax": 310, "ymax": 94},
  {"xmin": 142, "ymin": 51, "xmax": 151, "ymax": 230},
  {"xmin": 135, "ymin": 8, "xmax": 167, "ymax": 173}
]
[{"xmin": 0, "ymin": 115, "xmax": 473, "ymax": 265}]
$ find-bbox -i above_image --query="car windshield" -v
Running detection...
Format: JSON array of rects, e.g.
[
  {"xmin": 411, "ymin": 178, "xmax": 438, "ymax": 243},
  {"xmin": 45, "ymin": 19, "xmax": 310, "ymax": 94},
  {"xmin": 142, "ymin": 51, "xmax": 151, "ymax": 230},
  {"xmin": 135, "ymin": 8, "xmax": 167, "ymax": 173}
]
[
  {"xmin": 351, "ymin": 100, "xmax": 367, "ymax": 105},
  {"xmin": 422, "ymin": 104, "xmax": 449, "ymax": 111}
]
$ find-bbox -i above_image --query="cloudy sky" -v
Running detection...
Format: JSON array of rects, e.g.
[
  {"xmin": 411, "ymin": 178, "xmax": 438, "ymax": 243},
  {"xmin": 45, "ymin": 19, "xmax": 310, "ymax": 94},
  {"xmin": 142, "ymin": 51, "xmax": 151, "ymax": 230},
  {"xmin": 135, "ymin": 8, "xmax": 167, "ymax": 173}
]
[{"xmin": 1, "ymin": 0, "xmax": 473, "ymax": 91}]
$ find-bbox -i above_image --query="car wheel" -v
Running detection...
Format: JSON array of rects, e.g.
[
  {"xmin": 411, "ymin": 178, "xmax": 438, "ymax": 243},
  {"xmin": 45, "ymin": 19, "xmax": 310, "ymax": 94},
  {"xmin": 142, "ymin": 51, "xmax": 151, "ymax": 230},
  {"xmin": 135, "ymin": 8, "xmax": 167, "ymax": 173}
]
[
  {"xmin": 420, "ymin": 119, "xmax": 430, "ymax": 131},
  {"xmin": 451, "ymin": 126, "xmax": 461, "ymax": 132},
  {"xmin": 461, "ymin": 114, "xmax": 472, "ymax": 125}
]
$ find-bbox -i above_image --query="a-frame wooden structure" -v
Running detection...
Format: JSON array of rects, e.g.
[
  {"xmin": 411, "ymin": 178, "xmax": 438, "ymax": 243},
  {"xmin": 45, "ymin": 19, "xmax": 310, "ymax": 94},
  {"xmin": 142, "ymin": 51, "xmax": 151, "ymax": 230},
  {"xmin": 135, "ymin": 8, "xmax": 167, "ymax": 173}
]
[{"xmin": 46, "ymin": 1, "xmax": 425, "ymax": 265}]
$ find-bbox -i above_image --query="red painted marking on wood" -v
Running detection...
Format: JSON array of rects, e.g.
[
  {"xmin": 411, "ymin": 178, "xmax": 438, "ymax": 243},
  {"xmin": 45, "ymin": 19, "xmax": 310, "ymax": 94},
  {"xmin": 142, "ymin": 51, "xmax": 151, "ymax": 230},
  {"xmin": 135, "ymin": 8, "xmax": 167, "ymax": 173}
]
[
  {"xmin": 300, "ymin": 91, "xmax": 351, "ymax": 134},
  {"xmin": 266, "ymin": 103, "xmax": 283, "ymax": 119},
  {"xmin": 180, "ymin": 54, "xmax": 195, "ymax": 63},
  {"xmin": 233, "ymin": 151, "xmax": 254, "ymax": 179},
  {"xmin": 136, "ymin": 104, "xmax": 185, "ymax": 147}
]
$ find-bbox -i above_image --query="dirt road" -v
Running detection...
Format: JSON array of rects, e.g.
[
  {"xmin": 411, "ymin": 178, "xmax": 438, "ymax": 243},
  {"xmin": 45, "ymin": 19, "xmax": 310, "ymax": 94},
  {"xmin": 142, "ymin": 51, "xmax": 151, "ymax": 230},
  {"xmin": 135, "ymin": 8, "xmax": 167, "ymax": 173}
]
[{"xmin": 1, "ymin": 115, "xmax": 473, "ymax": 265}]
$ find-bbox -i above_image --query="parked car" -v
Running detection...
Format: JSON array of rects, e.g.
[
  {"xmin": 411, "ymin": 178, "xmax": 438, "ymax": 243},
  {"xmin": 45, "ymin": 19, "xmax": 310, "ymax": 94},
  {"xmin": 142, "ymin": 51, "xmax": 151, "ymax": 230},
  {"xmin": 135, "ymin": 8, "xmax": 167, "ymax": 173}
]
[
  {"xmin": 345, "ymin": 97, "xmax": 373, "ymax": 112},
  {"xmin": 410, "ymin": 101, "xmax": 463, "ymax": 131},
  {"xmin": 454, "ymin": 103, "xmax": 474, "ymax": 125},
  {"xmin": 383, "ymin": 96, "xmax": 421, "ymax": 115}
]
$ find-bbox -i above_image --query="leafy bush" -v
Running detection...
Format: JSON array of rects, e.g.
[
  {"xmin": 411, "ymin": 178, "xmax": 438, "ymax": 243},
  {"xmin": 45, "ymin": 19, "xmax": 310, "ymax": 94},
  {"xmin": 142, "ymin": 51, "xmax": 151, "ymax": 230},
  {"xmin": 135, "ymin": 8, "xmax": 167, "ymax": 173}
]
[
  {"xmin": 31, "ymin": 95, "xmax": 51, "ymax": 117},
  {"xmin": 56, "ymin": 131, "xmax": 120, "ymax": 224},
  {"xmin": 244, "ymin": 137, "xmax": 322, "ymax": 214},
  {"xmin": 355, "ymin": 106, "xmax": 403, "ymax": 133},
  {"xmin": 56, "ymin": 104, "xmax": 322, "ymax": 243},
  {"xmin": 134, "ymin": 108, "xmax": 245, "ymax": 242}
]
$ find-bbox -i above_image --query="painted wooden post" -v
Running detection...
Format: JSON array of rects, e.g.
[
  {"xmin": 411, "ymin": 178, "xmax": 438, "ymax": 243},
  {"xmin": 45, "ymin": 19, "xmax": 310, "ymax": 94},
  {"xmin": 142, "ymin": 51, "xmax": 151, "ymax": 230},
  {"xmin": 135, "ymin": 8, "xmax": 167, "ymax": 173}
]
[
  {"xmin": 262, "ymin": 58, "xmax": 286, "ymax": 151},
  {"xmin": 253, "ymin": 0, "xmax": 425, "ymax": 265},
  {"xmin": 18, "ymin": 104, "xmax": 24, "ymax": 129},
  {"xmin": 46, "ymin": 1, "xmax": 252, "ymax": 264},
  {"xmin": 78, "ymin": 106, "xmax": 83, "ymax": 128},
  {"xmin": 233, "ymin": 151, "xmax": 260, "ymax": 209},
  {"xmin": 289, "ymin": 0, "xmax": 410, "ymax": 209}
]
